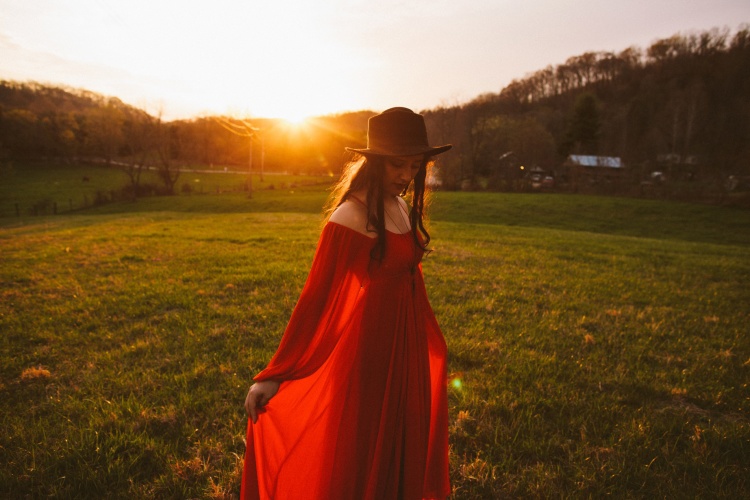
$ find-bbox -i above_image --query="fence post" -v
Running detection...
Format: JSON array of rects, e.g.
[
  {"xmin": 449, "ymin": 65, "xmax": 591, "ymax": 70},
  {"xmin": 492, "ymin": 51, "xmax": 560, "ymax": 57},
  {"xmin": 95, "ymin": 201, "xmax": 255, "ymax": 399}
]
[{"xmin": 15, "ymin": 203, "xmax": 19, "ymax": 217}]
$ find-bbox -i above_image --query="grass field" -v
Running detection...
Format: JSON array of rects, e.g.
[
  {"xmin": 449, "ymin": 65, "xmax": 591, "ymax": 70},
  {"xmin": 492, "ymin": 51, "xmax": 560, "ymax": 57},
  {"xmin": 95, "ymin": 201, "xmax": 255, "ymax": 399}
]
[
  {"xmin": 0, "ymin": 162, "xmax": 330, "ymax": 218},
  {"xmin": 1, "ymin": 164, "xmax": 749, "ymax": 498}
]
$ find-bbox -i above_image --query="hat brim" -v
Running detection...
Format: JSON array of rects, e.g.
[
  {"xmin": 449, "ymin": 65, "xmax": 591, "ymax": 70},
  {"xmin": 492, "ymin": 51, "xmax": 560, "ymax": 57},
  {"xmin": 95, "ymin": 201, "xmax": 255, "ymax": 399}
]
[{"xmin": 345, "ymin": 144, "xmax": 452, "ymax": 157}]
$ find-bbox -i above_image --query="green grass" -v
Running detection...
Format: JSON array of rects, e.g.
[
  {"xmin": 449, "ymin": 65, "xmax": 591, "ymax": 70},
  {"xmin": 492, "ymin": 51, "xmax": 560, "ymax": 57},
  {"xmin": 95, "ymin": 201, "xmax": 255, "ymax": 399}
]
[
  {"xmin": 1, "ymin": 212, "xmax": 319, "ymax": 498},
  {"xmin": 0, "ymin": 162, "xmax": 330, "ymax": 218},
  {"xmin": 428, "ymin": 191, "xmax": 750, "ymax": 246},
  {"xmin": 428, "ymin": 222, "xmax": 749, "ymax": 497},
  {"xmin": 1, "ymin": 164, "xmax": 749, "ymax": 498}
]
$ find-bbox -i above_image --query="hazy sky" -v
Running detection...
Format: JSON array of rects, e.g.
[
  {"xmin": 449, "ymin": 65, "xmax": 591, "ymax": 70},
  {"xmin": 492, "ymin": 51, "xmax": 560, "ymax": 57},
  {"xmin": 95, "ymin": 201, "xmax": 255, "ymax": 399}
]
[{"xmin": 1, "ymin": 0, "xmax": 748, "ymax": 120}]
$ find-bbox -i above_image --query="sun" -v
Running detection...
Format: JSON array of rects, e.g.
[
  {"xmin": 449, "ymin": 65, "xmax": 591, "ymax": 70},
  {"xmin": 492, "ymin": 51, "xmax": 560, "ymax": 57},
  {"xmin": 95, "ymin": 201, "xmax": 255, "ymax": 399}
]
[
  {"xmin": 175, "ymin": 1, "xmax": 366, "ymax": 122},
  {"xmin": 281, "ymin": 111, "xmax": 311, "ymax": 126},
  {"xmin": 260, "ymin": 94, "xmax": 332, "ymax": 123}
]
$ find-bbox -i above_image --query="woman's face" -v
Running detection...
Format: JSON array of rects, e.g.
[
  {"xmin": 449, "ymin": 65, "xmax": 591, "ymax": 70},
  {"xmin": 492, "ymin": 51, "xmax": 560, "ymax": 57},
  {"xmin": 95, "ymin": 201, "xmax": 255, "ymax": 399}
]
[{"xmin": 383, "ymin": 154, "xmax": 424, "ymax": 197}]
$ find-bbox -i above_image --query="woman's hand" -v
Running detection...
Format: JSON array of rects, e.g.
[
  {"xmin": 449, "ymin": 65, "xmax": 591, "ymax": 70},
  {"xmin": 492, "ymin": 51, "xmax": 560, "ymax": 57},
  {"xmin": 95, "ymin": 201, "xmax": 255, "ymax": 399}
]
[{"xmin": 244, "ymin": 380, "xmax": 280, "ymax": 423}]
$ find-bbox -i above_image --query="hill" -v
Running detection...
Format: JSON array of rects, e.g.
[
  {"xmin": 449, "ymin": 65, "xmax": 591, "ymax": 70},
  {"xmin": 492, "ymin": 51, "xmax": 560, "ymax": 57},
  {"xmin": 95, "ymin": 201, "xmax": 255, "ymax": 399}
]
[
  {"xmin": 424, "ymin": 25, "xmax": 750, "ymax": 200},
  {"xmin": 2, "ymin": 25, "xmax": 749, "ymax": 205}
]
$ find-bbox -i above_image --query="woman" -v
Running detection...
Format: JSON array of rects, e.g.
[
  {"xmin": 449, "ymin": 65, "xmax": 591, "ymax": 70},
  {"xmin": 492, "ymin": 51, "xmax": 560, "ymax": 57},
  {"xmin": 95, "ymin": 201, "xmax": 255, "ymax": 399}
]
[{"xmin": 242, "ymin": 107, "xmax": 452, "ymax": 499}]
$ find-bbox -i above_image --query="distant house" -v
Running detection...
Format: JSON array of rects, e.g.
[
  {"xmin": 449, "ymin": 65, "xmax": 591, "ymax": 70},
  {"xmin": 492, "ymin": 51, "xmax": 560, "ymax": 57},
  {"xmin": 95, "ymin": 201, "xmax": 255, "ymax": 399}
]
[
  {"xmin": 565, "ymin": 155, "xmax": 623, "ymax": 168},
  {"xmin": 562, "ymin": 155, "xmax": 625, "ymax": 191}
]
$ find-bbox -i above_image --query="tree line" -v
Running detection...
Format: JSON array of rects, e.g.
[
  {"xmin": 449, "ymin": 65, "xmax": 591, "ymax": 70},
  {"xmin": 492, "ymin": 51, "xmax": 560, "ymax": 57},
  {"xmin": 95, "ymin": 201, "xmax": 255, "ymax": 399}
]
[
  {"xmin": 424, "ymin": 24, "xmax": 750, "ymax": 199},
  {"xmin": 2, "ymin": 24, "xmax": 749, "ymax": 202},
  {"xmin": 0, "ymin": 80, "xmax": 373, "ymax": 197}
]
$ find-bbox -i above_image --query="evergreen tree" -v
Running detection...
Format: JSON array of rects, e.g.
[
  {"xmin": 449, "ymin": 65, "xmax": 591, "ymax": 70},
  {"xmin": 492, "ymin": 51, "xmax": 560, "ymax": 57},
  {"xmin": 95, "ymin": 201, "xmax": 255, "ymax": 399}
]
[{"xmin": 561, "ymin": 92, "xmax": 601, "ymax": 156}]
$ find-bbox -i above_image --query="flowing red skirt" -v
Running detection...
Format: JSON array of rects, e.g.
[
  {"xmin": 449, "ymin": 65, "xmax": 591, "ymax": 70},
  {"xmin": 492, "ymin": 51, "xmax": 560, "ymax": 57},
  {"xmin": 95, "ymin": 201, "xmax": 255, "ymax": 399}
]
[{"xmin": 241, "ymin": 223, "xmax": 450, "ymax": 499}]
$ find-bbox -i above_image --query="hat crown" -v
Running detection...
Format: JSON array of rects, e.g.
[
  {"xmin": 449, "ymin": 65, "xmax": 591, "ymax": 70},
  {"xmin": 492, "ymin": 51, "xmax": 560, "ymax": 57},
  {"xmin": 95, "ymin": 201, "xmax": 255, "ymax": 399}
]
[{"xmin": 366, "ymin": 108, "xmax": 429, "ymax": 151}]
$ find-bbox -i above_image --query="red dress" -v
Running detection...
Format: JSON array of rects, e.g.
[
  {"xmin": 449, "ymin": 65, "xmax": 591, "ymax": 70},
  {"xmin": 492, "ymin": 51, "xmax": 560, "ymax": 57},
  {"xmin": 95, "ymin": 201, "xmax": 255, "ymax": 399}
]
[{"xmin": 241, "ymin": 222, "xmax": 450, "ymax": 499}]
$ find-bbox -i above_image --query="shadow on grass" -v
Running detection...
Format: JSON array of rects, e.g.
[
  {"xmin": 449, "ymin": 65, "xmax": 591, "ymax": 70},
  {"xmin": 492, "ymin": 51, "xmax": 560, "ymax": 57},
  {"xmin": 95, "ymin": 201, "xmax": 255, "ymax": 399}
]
[
  {"xmin": 4, "ymin": 189, "xmax": 749, "ymax": 248},
  {"xmin": 429, "ymin": 192, "xmax": 750, "ymax": 247}
]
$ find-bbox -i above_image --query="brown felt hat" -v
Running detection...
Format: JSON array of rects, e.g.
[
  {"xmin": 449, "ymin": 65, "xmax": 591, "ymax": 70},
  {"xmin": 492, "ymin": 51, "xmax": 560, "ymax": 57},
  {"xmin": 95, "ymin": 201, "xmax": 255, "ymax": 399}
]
[{"xmin": 346, "ymin": 107, "xmax": 452, "ymax": 157}]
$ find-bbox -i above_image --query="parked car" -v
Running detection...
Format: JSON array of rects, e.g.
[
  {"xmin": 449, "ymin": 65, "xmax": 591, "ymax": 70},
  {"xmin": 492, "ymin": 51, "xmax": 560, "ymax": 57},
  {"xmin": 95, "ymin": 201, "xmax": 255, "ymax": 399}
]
[{"xmin": 530, "ymin": 173, "xmax": 543, "ymax": 189}]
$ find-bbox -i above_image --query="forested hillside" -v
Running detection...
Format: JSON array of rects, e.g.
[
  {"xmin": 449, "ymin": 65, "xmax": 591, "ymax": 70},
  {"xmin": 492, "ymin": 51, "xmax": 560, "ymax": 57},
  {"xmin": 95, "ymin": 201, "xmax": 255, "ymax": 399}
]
[
  {"xmin": 424, "ymin": 25, "xmax": 750, "ymax": 199},
  {"xmin": 2, "ymin": 25, "xmax": 748, "ymax": 203}
]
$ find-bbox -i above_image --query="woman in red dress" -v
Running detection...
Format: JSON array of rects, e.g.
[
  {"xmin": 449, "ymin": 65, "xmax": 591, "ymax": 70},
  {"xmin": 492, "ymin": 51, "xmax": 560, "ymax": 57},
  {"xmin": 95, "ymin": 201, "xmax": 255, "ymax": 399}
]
[{"xmin": 242, "ymin": 107, "xmax": 452, "ymax": 499}]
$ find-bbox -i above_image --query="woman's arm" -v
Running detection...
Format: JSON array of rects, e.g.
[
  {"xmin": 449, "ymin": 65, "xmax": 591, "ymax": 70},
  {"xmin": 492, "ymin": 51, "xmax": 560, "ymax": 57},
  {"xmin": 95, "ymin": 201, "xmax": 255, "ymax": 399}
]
[{"xmin": 250, "ymin": 222, "xmax": 373, "ymax": 382}]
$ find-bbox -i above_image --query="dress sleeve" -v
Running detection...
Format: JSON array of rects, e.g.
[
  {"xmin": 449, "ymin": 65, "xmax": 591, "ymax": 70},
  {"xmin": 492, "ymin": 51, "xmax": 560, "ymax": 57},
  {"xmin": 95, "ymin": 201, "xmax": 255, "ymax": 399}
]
[{"xmin": 253, "ymin": 222, "xmax": 374, "ymax": 382}]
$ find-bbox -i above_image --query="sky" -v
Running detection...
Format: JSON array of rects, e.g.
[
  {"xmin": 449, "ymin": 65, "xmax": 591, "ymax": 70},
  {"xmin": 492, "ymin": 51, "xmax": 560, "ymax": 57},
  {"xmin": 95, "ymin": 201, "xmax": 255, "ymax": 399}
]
[{"xmin": 1, "ymin": 0, "xmax": 749, "ymax": 121}]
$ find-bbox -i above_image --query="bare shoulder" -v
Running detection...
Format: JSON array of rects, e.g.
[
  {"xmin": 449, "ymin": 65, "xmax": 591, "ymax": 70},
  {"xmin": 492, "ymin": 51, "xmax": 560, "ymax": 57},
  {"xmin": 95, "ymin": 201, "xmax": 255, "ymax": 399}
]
[{"xmin": 329, "ymin": 200, "xmax": 374, "ymax": 237}]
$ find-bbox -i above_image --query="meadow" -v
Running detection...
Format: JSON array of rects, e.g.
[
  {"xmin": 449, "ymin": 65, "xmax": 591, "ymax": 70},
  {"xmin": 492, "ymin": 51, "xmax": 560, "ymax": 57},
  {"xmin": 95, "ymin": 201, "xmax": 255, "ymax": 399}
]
[{"xmin": 1, "ymin": 164, "xmax": 749, "ymax": 498}]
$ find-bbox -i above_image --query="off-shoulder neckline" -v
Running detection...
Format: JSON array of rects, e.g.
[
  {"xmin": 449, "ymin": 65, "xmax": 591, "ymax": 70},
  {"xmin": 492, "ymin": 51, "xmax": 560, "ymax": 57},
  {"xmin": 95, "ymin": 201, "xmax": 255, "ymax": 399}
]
[{"xmin": 327, "ymin": 221, "xmax": 412, "ymax": 239}]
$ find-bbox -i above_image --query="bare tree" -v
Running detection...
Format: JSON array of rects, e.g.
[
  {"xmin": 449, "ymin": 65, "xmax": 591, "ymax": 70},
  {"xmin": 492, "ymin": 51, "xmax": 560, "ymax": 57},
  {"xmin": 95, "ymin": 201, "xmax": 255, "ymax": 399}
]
[
  {"xmin": 121, "ymin": 110, "xmax": 157, "ymax": 200},
  {"xmin": 214, "ymin": 116, "xmax": 261, "ymax": 198},
  {"xmin": 155, "ymin": 111, "xmax": 181, "ymax": 195}
]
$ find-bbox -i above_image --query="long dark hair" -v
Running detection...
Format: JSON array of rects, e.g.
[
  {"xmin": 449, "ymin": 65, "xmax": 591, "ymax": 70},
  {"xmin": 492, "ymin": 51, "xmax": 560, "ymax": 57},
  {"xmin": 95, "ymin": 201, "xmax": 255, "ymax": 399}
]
[{"xmin": 324, "ymin": 153, "xmax": 432, "ymax": 260}]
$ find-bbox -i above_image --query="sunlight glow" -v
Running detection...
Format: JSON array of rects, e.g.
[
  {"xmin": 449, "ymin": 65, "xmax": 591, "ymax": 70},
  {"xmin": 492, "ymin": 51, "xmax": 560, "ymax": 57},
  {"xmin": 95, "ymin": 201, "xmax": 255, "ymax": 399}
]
[
  {"xmin": 0, "ymin": 0, "xmax": 368, "ymax": 120},
  {"xmin": 283, "ymin": 115, "xmax": 310, "ymax": 127},
  {"xmin": 6, "ymin": 0, "xmax": 744, "ymax": 121}
]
